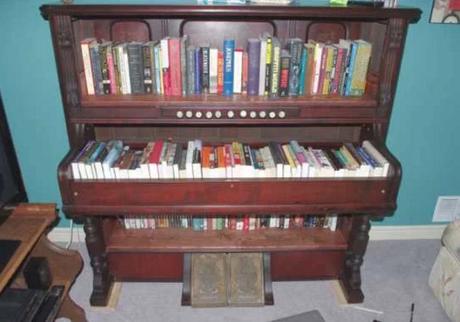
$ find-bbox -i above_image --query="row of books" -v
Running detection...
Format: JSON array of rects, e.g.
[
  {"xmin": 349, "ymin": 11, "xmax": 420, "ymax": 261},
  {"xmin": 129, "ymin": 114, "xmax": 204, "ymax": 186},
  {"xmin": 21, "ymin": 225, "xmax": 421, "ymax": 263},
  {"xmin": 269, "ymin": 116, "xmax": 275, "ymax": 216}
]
[
  {"xmin": 80, "ymin": 35, "xmax": 372, "ymax": 98},
  {"xmin": 70, "ymin": 139, "xmax": 390, "ymax": 180},
  {"xmin": 120, "ymin": 214, "xmax": 338, "ymax": 231}
]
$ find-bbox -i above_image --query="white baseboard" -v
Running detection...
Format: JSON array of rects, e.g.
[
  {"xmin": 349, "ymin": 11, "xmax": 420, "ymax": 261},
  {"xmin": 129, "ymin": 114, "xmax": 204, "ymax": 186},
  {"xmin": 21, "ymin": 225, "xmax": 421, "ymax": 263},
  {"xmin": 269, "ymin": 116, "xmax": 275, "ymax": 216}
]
[{"xmin": 46, "ymin": 224, "xmax": 447, "ymax": 244}]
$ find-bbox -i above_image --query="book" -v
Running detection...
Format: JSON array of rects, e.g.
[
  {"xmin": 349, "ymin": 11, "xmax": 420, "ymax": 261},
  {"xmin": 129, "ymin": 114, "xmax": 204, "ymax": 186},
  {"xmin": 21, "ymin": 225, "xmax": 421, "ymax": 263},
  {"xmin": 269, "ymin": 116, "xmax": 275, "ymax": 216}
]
[
  {"xmin": 180, "ymin": 35, "xmax": 189, "ymax": 96},
  {"xmin": 169, "ymin": 37, "xmax": 182, "ymax": 96},
  {"xmin": 160, "ymin": 38, "xmax": 170, "ymax": 95},
  {"xmin": 287, "ymin": 38, "xmax": 303, "ymax": 96},
  {"xmin": 80, "ymin": 38, "xmax": 96, "ymax": 95},
  {"xmin": 186, "ymin": 46, "xmax": 196, "ymax": 95},
  {"xmin": 279, "ymin": 49, "xmax": 290, "ymax": 97},
  {"xmin": 209, "ymin": 48, "xmax": 219, "ymax": 94},
  {"xmin": 89, "ymin": 41, "xmax": 104, "ymax": 95},
  {"xmin": 194, "ymin": 47, "xmax": 202, "ymax": 94},
  {"xmin": 142, "ymin": 42, "xmax": 154, "ymax": 94},
  {"xmin": 349, "ymin": 39, "xmax": 372, "ymax": 96},
  {"xmin": 201, "ymin": 45, "xmax": 210, "ymax": 94},
  {"xmin": 223, "ymin": 39, "xmax": 235, "ymax": 96},
  {"xmin": 127, "ymin": 42, "xmax": 145, "ymax": 94},
  {"xmin": 258, "ymin": 36, "xmax": 267, "ymax": 96},
  {"xmin": 233, "ymin": 49, "xmax": 243, "ymax": 94},
  {"xmin": 269, "ymin": 37, "xmax": 281, "ymax": 97},
  {"xmin": 99, "ymin": 41, "xmax": 112, "ymax": 94},
  {"xmin": 247, "ymin": 38, "xmax": 260, "ymax": 96}
]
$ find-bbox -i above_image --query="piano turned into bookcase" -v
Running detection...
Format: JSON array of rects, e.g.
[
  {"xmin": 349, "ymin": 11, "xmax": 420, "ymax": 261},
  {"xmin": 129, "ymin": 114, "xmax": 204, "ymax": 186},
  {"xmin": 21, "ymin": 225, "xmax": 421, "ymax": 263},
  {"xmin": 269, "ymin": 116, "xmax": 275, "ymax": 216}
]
[{"xmin": 40, "ymin": 3, "xmax": 421, "ymax": 307}]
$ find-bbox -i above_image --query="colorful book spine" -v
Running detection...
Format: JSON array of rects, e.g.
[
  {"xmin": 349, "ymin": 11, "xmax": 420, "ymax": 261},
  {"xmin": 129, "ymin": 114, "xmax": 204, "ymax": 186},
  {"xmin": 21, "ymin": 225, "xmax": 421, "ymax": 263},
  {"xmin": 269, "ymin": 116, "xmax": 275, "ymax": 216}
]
[
  {"xmin": 349, "ymin": 40, "xmax": 372, "ymax": 96},
  {"xmin": 298, "ymin": 45, "xmax": 307, "ymax": 96},
  {"xmin": 264, "ymin": 35, "xmax": 272, "ymax": 95},
  {"xmin": 288, "ymin": 38, "xmax": 302, "ymax": 96},
  {"xmin": 223, "ymin": 39, "xmax": 235, "ymax": 96},
  {"xmin": 201, "ymin": 45, "xmax": 210, "ymax": 94},
  {"xmin": 279, "ymin": 49, "xmax": 290, "ymax": 97},
  {"xmin": 269, "ymin": 37, "xmax": 281, "ymax": 97}
]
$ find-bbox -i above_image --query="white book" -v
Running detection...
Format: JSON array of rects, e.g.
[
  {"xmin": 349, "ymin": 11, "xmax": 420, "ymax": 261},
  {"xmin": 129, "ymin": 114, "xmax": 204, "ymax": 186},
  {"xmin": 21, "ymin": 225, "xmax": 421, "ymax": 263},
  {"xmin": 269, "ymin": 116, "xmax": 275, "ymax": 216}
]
[
  {"xmin": 160, "ymin": 38, "xmax": 169, "ymax": 69},
  {"xmin": 258, "ymin": 37, "xmax": 267, "ymax": 96},
  {"xmin": 121, "ymin": 45, "xmax": 131, "ymax": 95},
  {"xmin": 312, "ymin": 42, "xmax": 323, "ymax": 95},
  {"xmin": 80, "ymin": 39, "xmax": 95, "ymax": 95},
  {"xmin": 185, "ymin": 140, "xmax": 195, "ymax": 179},
  {"xmin": 233, "ymin": 50, "xmax": 243, "ymax": 94},
  {"xmin": 362, "ymin": 140, "xmax": 390, "ymax": 177},
  {"xmin": 158, "ymin": 143, "xmax": 169, "ymax": 179},
  {"xmin": 209, "ymin": 48, "xmax": 218, "ymax": 94}
]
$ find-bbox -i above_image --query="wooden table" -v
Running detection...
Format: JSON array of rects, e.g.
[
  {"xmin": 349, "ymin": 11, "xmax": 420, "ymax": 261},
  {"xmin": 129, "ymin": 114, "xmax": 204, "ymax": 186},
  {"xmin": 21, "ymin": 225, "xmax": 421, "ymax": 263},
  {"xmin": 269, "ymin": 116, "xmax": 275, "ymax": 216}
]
[{"xmin": 0, "ymin": 203, "xmax": 86, "ymax": 322}]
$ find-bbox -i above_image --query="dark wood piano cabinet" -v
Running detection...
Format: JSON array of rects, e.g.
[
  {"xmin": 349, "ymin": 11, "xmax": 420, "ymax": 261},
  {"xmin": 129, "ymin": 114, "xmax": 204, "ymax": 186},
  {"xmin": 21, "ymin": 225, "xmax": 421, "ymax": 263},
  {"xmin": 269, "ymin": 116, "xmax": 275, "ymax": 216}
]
[{"xmin": 41, "ymin": 3, "xmax": 420, "ymax": 307}]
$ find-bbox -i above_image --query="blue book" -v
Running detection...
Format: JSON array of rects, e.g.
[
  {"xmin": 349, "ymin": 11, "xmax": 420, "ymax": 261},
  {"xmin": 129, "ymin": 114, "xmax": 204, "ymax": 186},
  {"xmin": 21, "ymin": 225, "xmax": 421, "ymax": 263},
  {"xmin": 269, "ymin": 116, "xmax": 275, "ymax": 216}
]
[
  {"xmin": 194, "ymin": 47, "xmax": 202, "ymax": 94},
  {"xmin": 343, "ymin": 41, "xmax": 358, "ymax": 96},
  {"xmin": 223, "ymin": 39, "xmax": 235, "ymax": 96},
  {"xmin": 298, "ymin": 46, "xmax": 307, "ymax": 95}
]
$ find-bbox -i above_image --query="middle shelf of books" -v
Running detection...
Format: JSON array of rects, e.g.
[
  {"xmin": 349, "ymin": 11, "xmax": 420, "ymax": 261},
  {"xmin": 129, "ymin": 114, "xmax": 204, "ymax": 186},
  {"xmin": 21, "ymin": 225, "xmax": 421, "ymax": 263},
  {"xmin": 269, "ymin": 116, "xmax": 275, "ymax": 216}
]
[{"xmin": 59, "ymin": 138, "xmax": 400, "ymax": 216}]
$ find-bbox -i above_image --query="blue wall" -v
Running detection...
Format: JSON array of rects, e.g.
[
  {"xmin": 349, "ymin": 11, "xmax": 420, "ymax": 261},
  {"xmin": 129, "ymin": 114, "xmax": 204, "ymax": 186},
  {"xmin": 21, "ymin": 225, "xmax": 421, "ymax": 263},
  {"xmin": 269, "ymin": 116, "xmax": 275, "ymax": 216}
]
[{"xmin": 0, "ymin": 0, "xmax": 458, "ymax": 226}]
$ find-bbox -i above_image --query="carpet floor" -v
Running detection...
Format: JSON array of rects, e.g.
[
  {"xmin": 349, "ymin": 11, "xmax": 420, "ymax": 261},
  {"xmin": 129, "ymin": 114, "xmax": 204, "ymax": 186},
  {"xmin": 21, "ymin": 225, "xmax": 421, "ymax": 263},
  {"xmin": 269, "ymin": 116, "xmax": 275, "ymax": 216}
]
[{"xmin": 61, "ymin": 239, "xmax": 450, "ymax": 322}]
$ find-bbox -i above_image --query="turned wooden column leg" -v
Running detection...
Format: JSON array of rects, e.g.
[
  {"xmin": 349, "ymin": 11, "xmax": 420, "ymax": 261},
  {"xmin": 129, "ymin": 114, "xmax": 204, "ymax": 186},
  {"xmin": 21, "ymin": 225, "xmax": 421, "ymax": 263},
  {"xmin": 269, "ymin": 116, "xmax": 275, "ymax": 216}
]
[
  {"xmin": 339, "ymin": 215, "xmax": 370, "ymax": 303},
  {"xmin": 83, "ymin": 217, "xmax": 113, "ymax": 306}
]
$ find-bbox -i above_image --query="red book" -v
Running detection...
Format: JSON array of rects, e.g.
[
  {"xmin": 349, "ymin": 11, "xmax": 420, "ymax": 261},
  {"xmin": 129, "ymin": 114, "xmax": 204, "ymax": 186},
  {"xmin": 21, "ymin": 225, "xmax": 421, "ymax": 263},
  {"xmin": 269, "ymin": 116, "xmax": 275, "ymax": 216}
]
[
  {"xmin": 243, "ymin": 215, "xmax": 250, "ymax": 231},
  {"xmin": 217, "ymin": 51, "xmax": 224, "ymax": 95},
  {"xmin": 242, "ymin": 51, "xmax": 248, "ymax": 95},
  {"xmin": 168, "ymin": 38, "xmax": 182, "ymax": 96},
  {"xmin": 149, "ymin": 140, "xmax": 163, "ymax": 164}
]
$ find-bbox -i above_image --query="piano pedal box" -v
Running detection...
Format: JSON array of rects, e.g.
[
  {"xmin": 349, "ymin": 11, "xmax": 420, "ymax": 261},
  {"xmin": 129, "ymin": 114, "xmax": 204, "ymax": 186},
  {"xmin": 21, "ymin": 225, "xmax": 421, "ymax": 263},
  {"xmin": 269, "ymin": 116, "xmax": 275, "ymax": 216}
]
[{"xmin": 23, "ymin": 257, "xmax": 52, "ymax": 290}]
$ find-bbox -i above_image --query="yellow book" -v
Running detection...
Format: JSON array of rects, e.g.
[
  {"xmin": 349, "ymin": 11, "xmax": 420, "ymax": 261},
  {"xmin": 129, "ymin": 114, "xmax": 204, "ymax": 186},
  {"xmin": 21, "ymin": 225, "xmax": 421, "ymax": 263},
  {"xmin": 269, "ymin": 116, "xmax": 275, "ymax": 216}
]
[{"xmin": 350, "ymin": 40, "xmax": 372, "ymax": 96}]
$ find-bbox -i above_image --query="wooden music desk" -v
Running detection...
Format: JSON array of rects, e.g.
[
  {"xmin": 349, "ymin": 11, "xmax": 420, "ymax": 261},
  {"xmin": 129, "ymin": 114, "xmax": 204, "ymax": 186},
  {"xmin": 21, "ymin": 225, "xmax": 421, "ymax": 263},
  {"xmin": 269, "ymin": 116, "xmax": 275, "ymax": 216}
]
[{"xmin": 0, "ymin": 203, "xmax": 86, "ymax": 322}]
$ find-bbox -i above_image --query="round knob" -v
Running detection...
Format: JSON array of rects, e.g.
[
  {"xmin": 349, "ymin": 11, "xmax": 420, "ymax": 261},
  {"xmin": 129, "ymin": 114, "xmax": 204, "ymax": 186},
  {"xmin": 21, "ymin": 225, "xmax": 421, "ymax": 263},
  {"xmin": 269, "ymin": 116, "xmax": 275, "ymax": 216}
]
[
  {"xmin": 240, "ymin": 110, "xmax": 247, "ymax": 118},
  {"xmin": 215, "ymin": 110, "xmax": 222, "ymax": 118},
  {"xmin": 278, "ymin": 110, "xmax": 286, "ymax": 119},
  {"xmin": 176, "ymin": 111, "xmax": 184, "ymax": 118},
  {"xmin": 227, "ymin": 110, "xmax": 235, "ymax": 118},
  {"xmin": 269, "ymin": 111, "xmax": 276, "ymax": 119},
  {"xmin": 205, "ymin": 111, "xmax": 213, "ymax": 119},
  {"xmin": 249, "ymin": 111, "xmax": 257, "ymax": 118},
  {"xmin": 259, "ymin": 111, "xmax": 267, "ymax": 118},
  {"xmin": 185, "ymin": 110, "xmax": 193, "ymax": 118},
  {"xmin": 195, "ymin": 111, "xmax": 202, "ymax": 118}
]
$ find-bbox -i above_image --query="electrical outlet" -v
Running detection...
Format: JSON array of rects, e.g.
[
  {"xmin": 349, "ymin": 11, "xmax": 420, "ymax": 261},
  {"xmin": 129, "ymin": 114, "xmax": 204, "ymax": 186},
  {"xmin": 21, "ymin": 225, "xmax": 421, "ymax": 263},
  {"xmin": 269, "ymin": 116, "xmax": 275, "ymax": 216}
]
[{"xmin": 432, "ymin": 196, "xmax": 460, "ymax": 222}]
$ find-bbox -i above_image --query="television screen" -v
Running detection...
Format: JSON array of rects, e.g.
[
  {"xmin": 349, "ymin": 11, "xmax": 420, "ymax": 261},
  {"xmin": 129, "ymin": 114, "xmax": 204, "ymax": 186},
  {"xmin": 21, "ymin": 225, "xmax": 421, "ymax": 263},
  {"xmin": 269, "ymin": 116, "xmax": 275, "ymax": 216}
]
[{"xmin": 0, "ymin": 93, "xmax": 27, "ymax": 208}]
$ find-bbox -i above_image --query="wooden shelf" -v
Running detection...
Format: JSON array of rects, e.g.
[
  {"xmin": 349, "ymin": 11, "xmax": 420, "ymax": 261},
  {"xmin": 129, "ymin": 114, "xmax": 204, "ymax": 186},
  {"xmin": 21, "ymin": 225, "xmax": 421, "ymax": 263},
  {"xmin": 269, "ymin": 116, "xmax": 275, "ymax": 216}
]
[{"xmin": 106, "ymin": 225, "xmax": 347, "ymax": 253}]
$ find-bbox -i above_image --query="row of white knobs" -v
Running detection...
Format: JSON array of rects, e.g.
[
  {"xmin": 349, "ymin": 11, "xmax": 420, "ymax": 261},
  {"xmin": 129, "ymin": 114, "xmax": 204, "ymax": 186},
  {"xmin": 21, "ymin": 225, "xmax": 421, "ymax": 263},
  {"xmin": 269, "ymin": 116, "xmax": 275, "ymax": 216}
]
[{"xmin": 176, "ymin": 110, "xmax": 286, "ymax": 119}]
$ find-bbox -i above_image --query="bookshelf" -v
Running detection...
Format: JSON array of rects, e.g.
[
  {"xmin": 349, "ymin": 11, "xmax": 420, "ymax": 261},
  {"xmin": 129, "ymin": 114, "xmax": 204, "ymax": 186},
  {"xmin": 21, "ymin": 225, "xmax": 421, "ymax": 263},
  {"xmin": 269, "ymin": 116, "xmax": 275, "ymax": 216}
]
[{"xmin": 41, "ymin": 3, "xmax": 421, "ymax": 307}]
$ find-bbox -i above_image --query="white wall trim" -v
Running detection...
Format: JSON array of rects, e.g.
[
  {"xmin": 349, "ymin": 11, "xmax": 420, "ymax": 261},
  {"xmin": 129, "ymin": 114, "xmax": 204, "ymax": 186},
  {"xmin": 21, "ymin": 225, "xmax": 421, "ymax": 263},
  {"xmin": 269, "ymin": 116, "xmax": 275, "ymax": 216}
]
[
  {"xmin": 46, "ymin": 224, "xmax": 448, "ymax": 244},
  {"xmin": 369, "ymin": 224, "xmax": 446, "ymax": 241}
]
